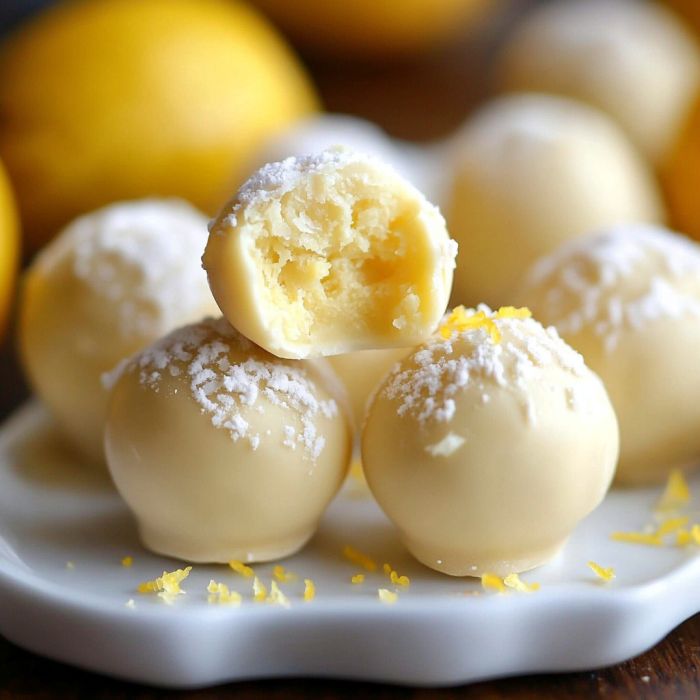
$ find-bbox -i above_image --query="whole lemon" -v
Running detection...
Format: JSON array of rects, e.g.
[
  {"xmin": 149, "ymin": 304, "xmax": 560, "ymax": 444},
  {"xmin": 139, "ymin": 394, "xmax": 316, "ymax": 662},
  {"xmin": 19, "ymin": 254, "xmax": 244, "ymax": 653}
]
[
  {"xmin": 0, "ymin": 160, "xmax": 19, "ymax": 340},
  {"xmin": 663, "ymin": 1, "xmax": 700, "ymax": 32},
  {"xmin": 0, "ymin": 0, "xmax": 318, "ymax": 251},
  {"xmin": 661, "ymin": 95, "xmax": 700, "ymax": 240},
  {"xmin": 251, "ymin": 0, "xmax": 497, "ymax": 58}
]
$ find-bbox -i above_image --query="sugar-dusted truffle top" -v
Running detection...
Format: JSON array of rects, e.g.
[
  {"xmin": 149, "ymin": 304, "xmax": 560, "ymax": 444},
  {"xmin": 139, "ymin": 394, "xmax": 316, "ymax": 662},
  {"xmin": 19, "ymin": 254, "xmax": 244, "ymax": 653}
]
[
  {"xmin": 217, "ymin": 145, "xmax": 445, "ymax": 230},
  {"xmin": 380, "ymin": 306, "xmax": 589, "ymax": 427},
  {"xmin": 109, "ymin": 317, "xmax": 339, "ymax": 461},
  {"xmin": 38, "ymin": 198, "xmax": 214, "ymax": 338},
  {"xmin": 522, "ymin": 224, "xmax": 700, "ymax": 351}
]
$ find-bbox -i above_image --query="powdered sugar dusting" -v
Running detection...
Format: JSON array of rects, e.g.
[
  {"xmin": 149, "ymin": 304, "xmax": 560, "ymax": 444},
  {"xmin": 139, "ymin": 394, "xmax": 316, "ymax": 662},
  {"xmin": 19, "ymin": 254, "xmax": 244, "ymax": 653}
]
[
  {"xmin": 525, "ymin": 225, "xmax": 700, "ymax": 351},
  {"xmin": 215, "ymin": 146, "xmax": 440, "ymax": 231},
  {"xmin": 383, "ymin": 308, "xmax": 587, "ymax": 426},
  {"xmin": 116, "ymin": 318, "xmax": 338, "ymax": 460},
  {"xmin": 67, "ymin": 199, "xmax": 214, "ymax": 338}
]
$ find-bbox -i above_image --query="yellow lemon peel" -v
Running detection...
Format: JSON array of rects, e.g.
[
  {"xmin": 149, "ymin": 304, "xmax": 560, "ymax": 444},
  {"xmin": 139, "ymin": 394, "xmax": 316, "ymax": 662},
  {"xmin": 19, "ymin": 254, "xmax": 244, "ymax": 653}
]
[
  {"xmin": 121, "ymin": 556, "xmax": 133, "ymax": 568},
  {"xmin": 439, "ymin": 306, "xmax": 531, "ymax": 342},
  {"xmin": 229, "ymin": 560, "xmax": 255, "ymax": 578},
  {"xmin": 343, "ymin": 545, "xmax": 377, "ymax": 572},
  {"xmin": 588, "ymin": 561, "xmax": 616, "ymax": 582},
  {"xmin": 503, "ymin": 573, "xmax": 540, "ymax": 593},
  {"xmin": 351, "ymin": 574, "xmax": 365, "ymax": 584},
  {"xmin": 303, "ymin": 578, "xmax": 316, "ymax": 602},
  {"xmin": 207, "ymin": 580, "xmax": 242, "ymax": 606},
  {"xmin": 610, "ymin": 531, "xmax": 663, "ymax": 546},
  {"xmin": 378, "ymin": 588, "xmax": 398, "ymax": 604},
  {"xmin": 138, "ymin": 566, "xmax": 192, "ymax": 603},
  {"xmin": 481, "ymin": 573, "xmax": 506, "ymax": 593}
]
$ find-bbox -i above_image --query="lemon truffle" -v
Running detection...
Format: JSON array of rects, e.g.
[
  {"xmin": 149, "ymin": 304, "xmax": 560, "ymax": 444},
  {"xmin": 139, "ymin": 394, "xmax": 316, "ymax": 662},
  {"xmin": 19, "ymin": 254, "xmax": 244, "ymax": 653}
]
[
  {"xmin": 19, "ymin": 199, "xmax": 218, "ymax": 464},
  {"xmin": 498, "ymin": 0, "xmax": 700, "ymax": 163},
  {"xmin": 362, "ymin": 307, "xmax": 619, "ymax": 577},
  {"xmin": 517, "ymin": 224, "xmax": 700, "ymax": 486},
  {"xmin": 446, "ymin": 95, "xmax": 664, "ymax": 308},
  {"xmin": 104, "ymin": 317, "xmax": 352, "ymax": 563},
  {"xmin": 203, "ymin": 147, "xmax": 457, "ymax": 360}
]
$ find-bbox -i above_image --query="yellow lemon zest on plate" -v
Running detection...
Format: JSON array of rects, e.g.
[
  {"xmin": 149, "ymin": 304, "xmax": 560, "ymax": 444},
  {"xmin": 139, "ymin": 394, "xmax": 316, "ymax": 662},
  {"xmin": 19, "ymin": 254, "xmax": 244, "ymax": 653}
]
[
  {"xmin": 267, "ymin": 580, "xmax": 290, "ymax": 608},
  {"xmin": 382, "ymin": 562, "xmax": 392, "ymax": 576},
  {"xmin": 389, "ymin": 570, "xmax": 410, "ymax": 587},
  {"xmin": 252, "ymin": 576, "xmax": 268, "ymax": 602},
  {"xmin": 676, "ymin": 529, "xmax": 692, "ymax": 546},
  {"xmin": 481, "ymin": 572, "xmax": 506, "ymax": 593},
  {"xmin": 692, "ymin": 524, "xmax": 700, "ymax": 545},
  {"xmin": 439, "ymin": 305, "xmax": 531, "ymax": 342},
  {"xmin": 303, "ymin": 578, "xmax": 316, "ymax": 602},
  {"xmin": 588, "ymin": 561, "xmax": 616, "ymax": 582},
  {"xmin": 342, "ymin": 545, "xmax": 377, "ymax": 572},
  {"xmin": 610, "ymin": 531, "xmax": 663, "ymax": 546},
  {"xmin": 138, "ymin": 566, "xmax": 192, "ymax": 604},
  {"xmin": 503, "ymin": 573, "xmax": 540, "ymax": 593},
  {"xmin": 228, "ymin": 559, "xmax": 255, "ymax": 578},
  {"xmin": 655, "ymin": 516, "xmax": 689, "ymax": 537},
  {"xmin": 656, "ymin": 469, "xmax": 690, "ymax": 513},
  {"xmin": 207, "ymin": 580, "xmax": 242, "ymax": 606},
  {"xmin": 351, "ymin": 573, "xmax": 365, "ymax": 584},
  {"xmin": 121, "ymin": 555, "xmax": 133, "ymax": 568},
  {"xmin": 272, "ymin": 565, "xmax": 297, "ymax": 583},
  {"xmin": 378, "ymin": 588, "xmax": 398, "ymax": 604}
]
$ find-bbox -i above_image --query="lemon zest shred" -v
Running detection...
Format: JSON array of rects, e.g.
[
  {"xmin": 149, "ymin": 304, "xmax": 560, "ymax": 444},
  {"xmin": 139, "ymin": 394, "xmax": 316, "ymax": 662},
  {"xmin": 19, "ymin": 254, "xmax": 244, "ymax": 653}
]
[
  {"xmin": 303, "ymin": 578, "xmax": 316, "ymax": 602},
  {"xmin": 656, "ymin": 469, "xmax": 691, "ymax": 513},
  {"xmin": 389, "ymin": 570, "xmax": 410, "ymax": 587},
  {"xmin": 272, "ymin": 565, "xmax": 297, "ymax": 583},
  {"xmin": 382, "ymin": 562, "xmax": 392, "ymax": 576},
  {"xmin": 138, "ymin": 566, "xmax": 192, "ymax": 603},
  {"xmin": 378, "ymin": 588, "xmax": 398, "ymax": 604},
  {"xmin": 588, "ymin": 561, "xmax": 616, "ymax": 582},
  {"xmin": 503, "ymin": 573, "xmax": 539, "ymax": 593},
  {"xmin": 692, "ymin": 524, "xmax": 700, "ymax": 545},
  {"xmin": 656, "ymin": 516, "xmax": 690, "ymax": 537},
  {"xmin": 610, "ymin": 531, "xmax": 663, "ymax": 546},
  {"xmin": 342, "ymin": 545, "xmax": 377, "ymax": 572},
  {"xmin": 207, "ymin": 579, "xmax": 242, "ymax": 606},
  {"xmin": 676, "ymin": 529, "xmax": 692, "ymax": 546},
  {"xmin": 228, "ymin": 560, "xmax": 255, "ymax": 578},
  {"xmin": 121, "ymin": 555, "xmax": 133, "ymax": 568},
  {"xmin": 252, "ymin": 576, "xmax": 268, "ymax": 602},
  {"xmin": 439, "ymin": 305, "xmax": 531, "ymax": 343},
  {"xmin": 351, "ymin": 573, "xmax": 365, "ymax": 584},
  {"xmin": 481, "ymin": 573, "xmax": 506, "ymax": 593},
  {"xmin": 267, "ymin": 580, "xmax": 290, "ymax": 608}
]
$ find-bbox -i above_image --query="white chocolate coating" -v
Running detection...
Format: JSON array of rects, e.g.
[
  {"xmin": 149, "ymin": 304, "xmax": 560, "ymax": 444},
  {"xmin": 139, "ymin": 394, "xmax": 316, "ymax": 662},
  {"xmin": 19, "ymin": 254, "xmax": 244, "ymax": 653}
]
[
  {"xmin": 203, "ymin": 147, "xmax": 457, "ymax": 359},
  {"xmin": 362, "ymin": 309, "xmax": 618, "ymax": 577},
  {"xmin": 105, "ymin": 317, "xmax": 352, "ymax": 563},
  {"xmin": 498, "ymin": 0, "xmax": 700, "ymax": 163},
  {"xmin": 446, "ymin": 95, "xmax": 665, "ymax": 308},
  {"xmin": 19, "ymin": 199, "xmax": 218, "ymax": 464},
  {"xmin": 328, "ymin": 347, "xmax": 409, "ymax": 428},
  {"xmin": 517, "ymin": 224, "xmax": 700, "ymax": 485}
]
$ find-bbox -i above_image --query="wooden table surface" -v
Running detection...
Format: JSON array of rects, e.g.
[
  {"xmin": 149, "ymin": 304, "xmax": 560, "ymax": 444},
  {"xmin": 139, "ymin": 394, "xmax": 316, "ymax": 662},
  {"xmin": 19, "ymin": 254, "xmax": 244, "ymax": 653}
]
[{"xmin": 1, "ymin": 0, "xmax": 700, "ymax": 696}]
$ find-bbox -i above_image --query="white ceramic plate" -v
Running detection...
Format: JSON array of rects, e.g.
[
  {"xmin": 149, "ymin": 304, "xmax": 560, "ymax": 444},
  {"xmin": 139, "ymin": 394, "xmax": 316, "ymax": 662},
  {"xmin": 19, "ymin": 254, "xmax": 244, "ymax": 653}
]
[{"xmin": 1, "ymin": 402, "xmax": 699, "ymax": 689}]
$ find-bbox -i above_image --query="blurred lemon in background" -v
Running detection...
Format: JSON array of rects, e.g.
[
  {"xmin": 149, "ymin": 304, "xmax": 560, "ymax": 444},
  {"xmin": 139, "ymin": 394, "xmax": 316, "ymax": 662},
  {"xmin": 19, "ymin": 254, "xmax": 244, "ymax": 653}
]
[
  {"xmin": 0, "ymin": 0, "xmax": 318, "ymax": 252},
  {"xmin": 661, "ymin": 95, "xmax": 700, "ymax": 240},
  {"xmin": 664, "ymin": 0, "xmax": 700, "ymax": 32},
  {"xmin": 251, "ymin": 0, "xmax": 497, "ymax": 58},
  {"xmin": 0, "ymin": 159, "xmax": 19, "ymax": 341}
]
